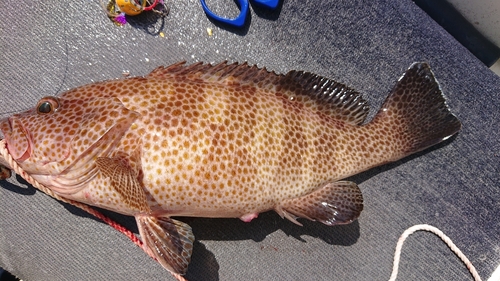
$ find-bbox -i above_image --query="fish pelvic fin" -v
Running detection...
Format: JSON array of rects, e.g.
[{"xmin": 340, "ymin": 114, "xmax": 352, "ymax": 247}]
[
  {"xmin": 136, "ymin": 216, "xmax": 195, "ymax": 275},
  {"xmin": 371, "ymin": 62, "xmax": 461, "ymax": 158},
  {"xmin": 275, "ymin": 181, "xmax": 363, "ymax": 226}
]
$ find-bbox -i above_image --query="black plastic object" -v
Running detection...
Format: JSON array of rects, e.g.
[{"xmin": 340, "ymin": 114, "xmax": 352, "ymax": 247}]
[{"xmin": 415, "ymin": 0, "xmax": 500, "ymax": 66}]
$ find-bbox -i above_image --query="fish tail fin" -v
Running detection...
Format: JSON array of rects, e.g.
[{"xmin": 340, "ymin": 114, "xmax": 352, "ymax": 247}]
[{"xmin": 371, "ymin": 62, "xmax": 461, "ymax": 159}]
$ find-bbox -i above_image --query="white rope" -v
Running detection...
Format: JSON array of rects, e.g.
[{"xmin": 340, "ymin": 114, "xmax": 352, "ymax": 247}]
[{"xmin": 389, "ymin": 224, "xmax": 482, "ymax": 281}]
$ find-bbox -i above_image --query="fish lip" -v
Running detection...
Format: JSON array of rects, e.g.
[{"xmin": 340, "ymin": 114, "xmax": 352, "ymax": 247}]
[
  {"xmin": 0, "ymin": 116, "xmax": 9, "ymax": 138},
  {"xmin": 4, "ymin": 116, "xmax": 33, "ymax": 161},
  {"xmin": 0, "ymin": 117, "xmax": 14, "ymax": 143}
]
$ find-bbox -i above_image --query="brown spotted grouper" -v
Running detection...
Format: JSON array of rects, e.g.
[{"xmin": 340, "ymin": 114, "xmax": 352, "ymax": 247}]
[{"xmin": 0, "ymin": 62, "xmax": 461, "ymax": 274}]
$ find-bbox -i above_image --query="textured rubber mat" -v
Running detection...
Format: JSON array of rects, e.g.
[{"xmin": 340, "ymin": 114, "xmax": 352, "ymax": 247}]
[{"xmin": 0, "ymin": 1, "xmax": 499, "ymax": 280}]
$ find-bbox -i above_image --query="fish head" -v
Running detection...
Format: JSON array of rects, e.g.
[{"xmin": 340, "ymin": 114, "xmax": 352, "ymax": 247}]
[
  {"xmin": 0, "ymin": 92, "xmax": 139, "ymax": 179},
  {"xmin": 1, "ymin": 97, "xmax": 66, "ymax": 165}
]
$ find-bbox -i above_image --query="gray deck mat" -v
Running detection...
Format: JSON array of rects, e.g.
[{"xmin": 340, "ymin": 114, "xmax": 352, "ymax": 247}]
[{"xmin": 1, "ymin": 0, "xmax": 499, "ymax": 280}]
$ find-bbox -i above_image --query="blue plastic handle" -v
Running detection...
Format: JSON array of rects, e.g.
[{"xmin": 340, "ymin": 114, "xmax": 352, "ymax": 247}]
[
  {"xmin": 253, "ymin": 0, "xmax": 279, "ymax": 9},
  {"xmin": 200, "ymin": 0, "xmax": 250, "ymax": 28}
]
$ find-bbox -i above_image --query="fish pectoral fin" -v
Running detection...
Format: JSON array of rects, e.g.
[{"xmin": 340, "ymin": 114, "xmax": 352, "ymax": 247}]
[
  {"xmin": 95, "ymin": 156, "xmax": 149, "ymax": 212},
  {"xmin": 276, "ymin": 181, "xmax": 363, "ymax": 226},
  {"xmin": 136, "ymin": 216, "xmax": 195, "ymax": 275}
]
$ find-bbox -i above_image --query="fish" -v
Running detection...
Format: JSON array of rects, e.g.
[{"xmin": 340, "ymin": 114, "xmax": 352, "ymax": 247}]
[{"xmin": 0, "ymin": 61, "xmax": 461, "ymax": 274}]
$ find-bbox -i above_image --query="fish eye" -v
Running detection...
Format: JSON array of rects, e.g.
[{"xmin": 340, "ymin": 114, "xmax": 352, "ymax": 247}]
[
  {"xmin": 38, "ymin": 102, "xmax": 52, "ymax": 114},
  {"xmin": 36, "ymin": 96, "xmax": 60, "ymax": 114}
]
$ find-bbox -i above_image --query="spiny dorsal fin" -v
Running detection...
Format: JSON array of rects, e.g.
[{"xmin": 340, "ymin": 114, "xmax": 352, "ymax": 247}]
[
  {"xmin": 148, "ymin": 61, "xmax": 281, "ymax": 87},
  {"xmin": 148, "ymin": 61, "xmax": 369, "ymax": 125}
]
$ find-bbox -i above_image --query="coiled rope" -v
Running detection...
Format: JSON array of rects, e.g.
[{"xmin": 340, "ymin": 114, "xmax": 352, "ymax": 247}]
[{"xmin": 389, "ymin": 224, "xmax": 482, "ymax": 281}]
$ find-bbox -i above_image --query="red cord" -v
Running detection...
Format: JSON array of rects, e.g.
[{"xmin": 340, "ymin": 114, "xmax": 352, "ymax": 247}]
[{"xmin": 143, "ymin": 0, "xmax": 159, "ymax": 11}]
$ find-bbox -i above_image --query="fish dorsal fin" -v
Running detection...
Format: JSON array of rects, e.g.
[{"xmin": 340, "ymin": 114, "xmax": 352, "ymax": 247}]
[
  {"xmin": 148, "ymin": 62, "xmax": 369, "ymax": 125},
  {"xmin": 281, "ymin": 70, "xmax": 369, "ymax": 125},
  {"xmin": 148, "ymin": 61, "xmax": 281, "ymax": 87}
]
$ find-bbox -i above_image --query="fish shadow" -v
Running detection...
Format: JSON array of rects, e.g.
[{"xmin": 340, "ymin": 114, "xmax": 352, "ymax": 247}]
[
  {"xmin": 184, "ymin": 213, "xmax": 360, "ymax": 281},
  {"xmin": 58, "ymin": 204, "xmax": 359, "ymax": 281},
  {"xmin": 186, "ymin": 212, "xmax": 359, "ymax": 245},
  {"xmin": 0, "ymin": 175, "xmax": 37, "ymax": 195}
]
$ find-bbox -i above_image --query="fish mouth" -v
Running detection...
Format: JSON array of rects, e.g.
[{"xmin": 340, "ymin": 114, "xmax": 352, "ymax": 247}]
[
  {"xmin": 0, "ymin": 117, "xmax": 11, "ymax": 146},
  {"xmin": 2, "ymin": 116, "xmax": 33, "ymax": 162}
]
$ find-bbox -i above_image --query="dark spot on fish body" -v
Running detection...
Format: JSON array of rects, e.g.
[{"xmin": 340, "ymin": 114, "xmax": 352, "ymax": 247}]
[
  {"xmin": 153, "ymin": 118, "xmax": 162, "ymax": 126},
  {"xmin": 170, "ymin": 108, "xmax": 181, "ymax": 117}
]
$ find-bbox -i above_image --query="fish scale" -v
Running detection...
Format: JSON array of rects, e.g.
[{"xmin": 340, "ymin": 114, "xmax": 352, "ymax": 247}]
[{"xmin": 0, "ymin": 61, "xmax": 461, "ymax": 275}]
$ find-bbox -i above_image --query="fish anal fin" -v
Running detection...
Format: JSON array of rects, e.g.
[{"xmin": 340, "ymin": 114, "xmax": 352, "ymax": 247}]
[
  {"xmin": 95, "ymin": 156, "xmax": 149, "ymax": 213},
  {"xmin": 276, "ymin": 181, "xmax": 363, "ymax": 226},
  {"xmin": 136, "ymin": 216, "xmax": 195, "ymax": 275}
]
